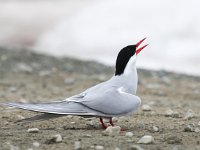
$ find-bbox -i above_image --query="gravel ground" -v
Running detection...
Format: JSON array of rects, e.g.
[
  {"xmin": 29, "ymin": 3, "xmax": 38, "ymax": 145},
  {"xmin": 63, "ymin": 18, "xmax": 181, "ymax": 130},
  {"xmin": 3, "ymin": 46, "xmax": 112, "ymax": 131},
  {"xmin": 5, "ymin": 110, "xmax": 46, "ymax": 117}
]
[{"xmin": 0, "ymin": 48, "xmax": 200, "ymax": 150}]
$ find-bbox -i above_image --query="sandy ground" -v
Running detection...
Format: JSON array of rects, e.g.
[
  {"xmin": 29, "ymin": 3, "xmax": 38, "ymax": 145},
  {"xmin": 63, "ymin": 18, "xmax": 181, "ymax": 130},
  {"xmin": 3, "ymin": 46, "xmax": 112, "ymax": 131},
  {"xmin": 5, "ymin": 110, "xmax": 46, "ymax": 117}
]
[{"xmin": 0, "ymin": 48, "xmax": 200, "ymax": 150}]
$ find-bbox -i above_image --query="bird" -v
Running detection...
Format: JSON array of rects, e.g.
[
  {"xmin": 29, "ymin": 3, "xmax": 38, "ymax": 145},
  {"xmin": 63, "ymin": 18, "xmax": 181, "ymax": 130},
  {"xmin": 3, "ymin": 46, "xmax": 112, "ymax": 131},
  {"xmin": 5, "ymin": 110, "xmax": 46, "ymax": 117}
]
[{"xmin": 1, "ymin": 38, "xmax": 148, "ymax": 129}]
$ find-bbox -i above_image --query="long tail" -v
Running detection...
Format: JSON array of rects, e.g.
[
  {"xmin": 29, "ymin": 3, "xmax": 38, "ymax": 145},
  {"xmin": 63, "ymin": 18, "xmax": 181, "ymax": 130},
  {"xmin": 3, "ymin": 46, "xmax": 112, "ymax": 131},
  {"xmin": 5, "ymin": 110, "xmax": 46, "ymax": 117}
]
[{"xmin": 2, "ymin": 101, "xmax": 95, "ymax": 116}]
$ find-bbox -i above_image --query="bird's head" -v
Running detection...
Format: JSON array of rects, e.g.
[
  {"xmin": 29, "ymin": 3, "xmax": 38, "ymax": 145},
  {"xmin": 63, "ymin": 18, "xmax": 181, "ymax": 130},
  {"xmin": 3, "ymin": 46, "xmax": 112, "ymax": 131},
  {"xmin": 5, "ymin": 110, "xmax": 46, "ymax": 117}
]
[{"xmin": 115, "ymin": 38, "xmax": 148, "ymax": 76}]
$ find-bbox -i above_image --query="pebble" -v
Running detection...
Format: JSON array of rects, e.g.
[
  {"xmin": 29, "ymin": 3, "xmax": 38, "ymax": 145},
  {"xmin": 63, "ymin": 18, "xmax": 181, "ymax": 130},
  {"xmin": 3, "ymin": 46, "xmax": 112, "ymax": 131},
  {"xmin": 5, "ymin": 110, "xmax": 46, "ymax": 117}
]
[
  {"xmin": 33, "ymin": 141, "xmax": 40, "ymax": 147},
  {"xmin": 74, "ymin": 141, "xmax": 81, "ymax": 150},
  {"xmin": 39, "ymin": 70, "xmax": 51, "ymax": 77},
  {"xmin": 184, "ymin": 124, "xmax": 194, "ymax": 132},
  {"xmin": 165, "ymin": 109, "xmax": 181, "ymax": 118},
  {"xmin": 64, "ymin": 78, "xmax": 75, "ymax": 85},
  {"xmin": 27, "ymin": 128, "xmax": 39, "ymax": 133},
  {"xmin": 165, "ymin": 109, "xmax": 174, "ymax": 117},
  {"xmin": 17, "ymin": 115, "xmax": 25, "ymax": 120},
  {"xmin": 137, "ymin": 135, "xmax": 155, "ymax": 144},
  {"xmin": 115, "ymin": 147, "xmax": 121, "ymax": 150},
  {"xmin": 102, "ymin": 126, "xmax": 121, "ymax": 136},
  {"xmin": 125, "ymin": 132, "xmax": 133, "ymax": 137},
  {"xmin": 83, "ymin": 134, "xmax": 92, "ymax": 138},
  {"xmin": 46, "ymin": 134, "xmax": 62, "ymax": 144},
  {"xmin": 166, "ymin": 136, "xmax": 182, "ymax": 144},
  {"xmin": 198, "ymin": 121, "xmax": 200, "ymax": 126},
  {"xmin": 195, "ymin": 128, "xmax": 200, "ymax": 133},
  {"xmin": 95, "ymin": 145, "xmax": 104, "ymax": 150},
  {"xmin": 142, "ymin": 104, "xmax": 152, "ymax": 111},
  {"xmin": 67, "ymin": 115, "xmax": 73, "ymax": 118},
  {"xmin": 153, "ymin": 126, "xmax": 159, "ymax": 132},
  {"xmin": 16, "ymin": 63, "xmax": 32, "ymax": 73},
  {"xmin": 130, "ymin": 145, "xmax": 144, "ymax": 150},
  {"xmin": 184, "ymin": 109, "xmax": 195, "ymax": 120},
  {"xmin": 112, "ymin": 117, "xmax": 119, "ymax": 123}
]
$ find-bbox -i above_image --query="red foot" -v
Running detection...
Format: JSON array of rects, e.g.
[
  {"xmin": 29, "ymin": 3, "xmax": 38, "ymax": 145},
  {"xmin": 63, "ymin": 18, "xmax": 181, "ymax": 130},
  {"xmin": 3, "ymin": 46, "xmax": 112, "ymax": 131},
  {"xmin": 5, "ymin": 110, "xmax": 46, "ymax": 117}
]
[
  {"xmin": 109, "ymin": 118, "xmax": 114, "ymax": 126},
  {"xmin": 100, "ymin": 117, "xmax": 115, "ymax": 129},
  {"xmin": 100, "ymin": 117, "xmax": 107, "ymax": 129}
]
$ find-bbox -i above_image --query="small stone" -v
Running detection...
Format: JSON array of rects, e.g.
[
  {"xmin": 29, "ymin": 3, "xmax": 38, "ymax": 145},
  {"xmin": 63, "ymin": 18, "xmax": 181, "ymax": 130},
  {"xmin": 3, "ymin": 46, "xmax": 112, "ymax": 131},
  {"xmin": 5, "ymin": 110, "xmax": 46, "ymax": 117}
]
[
  {"xmin": 46, "ymin": 134, "xmax": 62, "ymax": 144},
  {"xmin": 184, "ymin": 109, "xmax": 195, "ymax": 120},
  {"xmin": 195, "ymin": 128, "xmax": 200, "ymax": 133},
  {"xmin": 71, "ymin": 122, "xmax": 76, "ymax": 124},
  {"xmin": 17, "ymin": 115, "xmax": 25, "ymax": 120},
  {"xmin": 16, "ymin": 63, "xmax": 32, "ymax": 73},
  {"xmin": 83, "ymin": 134, "xmax": 92, "ymax": 138},
  {"xmin": 39, "ymin": 70, "xmax": 51, "ymax": 77},
  {"xmin": 142, "ymin": 104, "xmax": 152, "ymax": 111},
  {"xmin": 172, "ymin": 111, "xmax": 181, "ymax": 118},
  {"xmin": 33, "ymin": 142, "xmax": 40, "ymax": 147},
  {"xmin": 112, "ymin": 117, "xmax": 119, "ymax": 123},
  {"xmin": 125, "ymin": 132, "xmax": 133, "ymax": 137},
  {"xmin": 153, "ymin": 126, "xmax": 159, "ymax": 132},
  {"xmin": 74, "ymin": 141, "xmax": 81, "ymax": 150},
  {"xmin": 27, "ymin": 128, "xmax": 39, "ymax": 133},
  {"xmin": 184, "ymin": 125, "xmax": 194, "ymax": 132},
  {"xmin": 87, "ymin": 120, "xmax": 96, "ymax": 127},
  {"xmin": 67, "ymin": 115, "xmax": 73, "ymax": 118},
  {"xmin": 166, "ymin": 136, "xmax": 182, "ymax": 144},
  {"xmin": 130, "ymin": 145, "xmax": 144, "ymax": 150},
  {"xmin": 115, "ymin": 147, "xmax": 120, "ymax": 150},
  {"xmin": 64, "ymin": 78, "xmax": 75, "ymax": 85},
  {"xmin": 95, "ymin": 145, "xmax": 104, "ymax": 150},
  {"xmin": 165, "ymin": 109, "xmax": 174, "ymax": 117},
  {"xmin": 137, "ymin": 135, "xmax": 155, "ymax": 144},
  {"xmin": 102, "ymin": 126, "xmax": 121, "ymax": 136},
  {"xmin": 198, "ymin": 121, "xmax": 200, "ymax": 126}
]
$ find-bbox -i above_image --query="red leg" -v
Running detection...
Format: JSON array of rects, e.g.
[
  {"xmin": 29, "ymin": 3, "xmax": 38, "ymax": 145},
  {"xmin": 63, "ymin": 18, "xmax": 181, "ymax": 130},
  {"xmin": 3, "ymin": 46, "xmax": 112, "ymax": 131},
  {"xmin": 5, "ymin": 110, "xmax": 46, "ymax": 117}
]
[
  {"xmin": 109, "ymin": 118, "xmax": 114, "ymax": 126},
  {"xmin": 100, "ymin": 117, "xmax": 107, "ymax": 129}
]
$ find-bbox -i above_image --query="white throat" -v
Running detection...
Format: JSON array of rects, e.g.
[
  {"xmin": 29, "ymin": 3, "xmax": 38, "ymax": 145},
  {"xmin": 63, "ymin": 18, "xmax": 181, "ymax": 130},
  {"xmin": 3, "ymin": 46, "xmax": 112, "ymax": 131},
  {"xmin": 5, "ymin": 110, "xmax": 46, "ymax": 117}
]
[{"xmin": 123, "ymin": 55, "xmax": 137, "ymax": 76}]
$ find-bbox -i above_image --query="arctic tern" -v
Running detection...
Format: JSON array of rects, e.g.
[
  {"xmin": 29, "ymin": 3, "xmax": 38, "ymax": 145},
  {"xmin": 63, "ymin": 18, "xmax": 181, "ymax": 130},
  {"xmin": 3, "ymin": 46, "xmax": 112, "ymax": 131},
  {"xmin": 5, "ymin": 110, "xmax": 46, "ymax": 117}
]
[{"xmin": 2, "ymin": 38, "xmax": 148, "ymax": 129}]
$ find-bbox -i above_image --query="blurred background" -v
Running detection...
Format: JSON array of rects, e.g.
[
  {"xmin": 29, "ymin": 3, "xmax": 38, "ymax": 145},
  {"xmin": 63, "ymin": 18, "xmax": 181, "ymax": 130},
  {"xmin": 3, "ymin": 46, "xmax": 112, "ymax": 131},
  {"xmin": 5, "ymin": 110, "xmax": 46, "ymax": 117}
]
[{"xmin": 0, "ymin": 0, "xmax": 200, "ymax": 76}]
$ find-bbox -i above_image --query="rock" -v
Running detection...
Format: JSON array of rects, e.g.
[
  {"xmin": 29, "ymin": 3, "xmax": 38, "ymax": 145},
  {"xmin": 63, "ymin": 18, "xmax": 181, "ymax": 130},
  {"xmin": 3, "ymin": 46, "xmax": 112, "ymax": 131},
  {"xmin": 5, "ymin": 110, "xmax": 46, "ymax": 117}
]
[
  {"xmin": 115, "ymin": 147, "xmax": 121, "ymax": 150},
  {"xmin": 129, "ymin": 145, "xmax": 144, "ymax": 150},
  {"xmin": 184, "ymin": 109, "xmax": 195, "ymax": 120},
  {"xmin": 165, "ymin": 109, "xmax": 174, "ymax": 117},
  {"xmin": 184, "ymin": 124, "xmax": 194, "ymax": 132},
  {"xmin": 74, "ymin": 141, "xmax": 81, "ymax": 150},
  {"xmin": 152, "ymin": 126, "xmax": 159, "ymax": 132},
  {"xmin": 71, "ymin": 122, "xmax": 76, "ymax": 124},
  {"xmin": 195, "ymin": 128, "xmax": 200, "ymax": 133},
  {"xmin": 166, "ymin": 136, "xmax": 182, "ymax": 144},
  {"xmin": 46, "ymin": 134, "xmax": 62, "ymax": 144},
  {"xmin": 16, "ymin": 63, "xmax": 32, "ymax": 73},
  {"xmin": 112, "ymin": 117, "xmax": 119, "ymax": 123},
  {"xmin": 67, "ymin": 115, "xmax": 73, "ymax": 118},
  {"xmin": 125, "ymin": 132, "xmax": 133, "ymax": 137},
  {"xmin": 165, "ymin": 109, "xmax": 181, "ymax": 118},
  {"xmin": 39, "ymin": 70, "xmax": 51, "ymax": 77},
  {"xmin": 83, "ymin": 134, "xmax": 92, "ymax": 138},
  {"xmin": 198, "ymin": 121, "xmax": 200, "ymax": 126},
  {"xmin": 64, "ymin": 78, "xmax": 75, "ymax": 85},
  {"xmin": 33, "ymin": 141, "xmax": 40, "ymax": 147},
  {"xmin": 17, "ymin": 115, "xmax": 25, "ymax": 120},
  {"xmin": 27, "ymin": 128, "xmax": 39, "ymax": 133},
  {"xmin": 87, "ymin": 120, "xmax": 96, "ymax": 127},
  {"xmin": 137, "ymin": 135, "xmax": 155, "ymax": 144},
  {"xmin": 172, "ymin": 111, "xmax": 181, "ymax": 118},
  {"xmin": 95, "ymin": 145, "xmax": 104, "ymax": 150},
  {"xmin": 142, "ymin": 104, "xmax": 152, "ymax": 111},
  {"xmin": 102, "ymin": 126, "xmax": 121, "ymax": 136}
]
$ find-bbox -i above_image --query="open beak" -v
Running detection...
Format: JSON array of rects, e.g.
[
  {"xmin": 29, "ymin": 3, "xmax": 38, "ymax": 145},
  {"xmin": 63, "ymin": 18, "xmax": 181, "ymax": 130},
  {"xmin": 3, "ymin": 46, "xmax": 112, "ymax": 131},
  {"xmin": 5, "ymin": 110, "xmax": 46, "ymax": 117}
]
[{"xmin": 136, "ymin": 38, "xmax": 148, "ymax": 55}]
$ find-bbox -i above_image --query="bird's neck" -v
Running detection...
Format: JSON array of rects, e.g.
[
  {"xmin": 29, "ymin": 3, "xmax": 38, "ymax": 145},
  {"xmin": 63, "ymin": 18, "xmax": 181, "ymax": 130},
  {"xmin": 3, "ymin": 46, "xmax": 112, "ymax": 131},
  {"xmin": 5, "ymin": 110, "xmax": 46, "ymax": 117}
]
[{"xmin": 112, "ymin": 58, "xmax": 138, "ymax": 94}]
